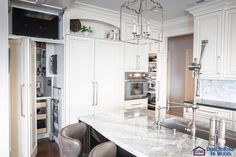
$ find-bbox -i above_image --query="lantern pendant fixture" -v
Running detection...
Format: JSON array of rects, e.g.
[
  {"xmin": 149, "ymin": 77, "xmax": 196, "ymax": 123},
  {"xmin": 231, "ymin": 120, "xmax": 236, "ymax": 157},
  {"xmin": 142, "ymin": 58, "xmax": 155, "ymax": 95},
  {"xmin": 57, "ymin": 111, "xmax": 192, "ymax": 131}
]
[{"xmin": 120, "ymin": 0, "xmax": 163, "ymax": 44}]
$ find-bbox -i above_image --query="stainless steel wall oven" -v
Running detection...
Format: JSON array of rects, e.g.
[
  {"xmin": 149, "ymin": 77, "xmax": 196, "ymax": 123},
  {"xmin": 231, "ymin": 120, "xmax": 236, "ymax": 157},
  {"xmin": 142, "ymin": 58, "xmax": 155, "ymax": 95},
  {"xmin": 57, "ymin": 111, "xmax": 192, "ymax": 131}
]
[{"xmin": 125, "ymin": 72, "xmax": 148, "ymax": 100}]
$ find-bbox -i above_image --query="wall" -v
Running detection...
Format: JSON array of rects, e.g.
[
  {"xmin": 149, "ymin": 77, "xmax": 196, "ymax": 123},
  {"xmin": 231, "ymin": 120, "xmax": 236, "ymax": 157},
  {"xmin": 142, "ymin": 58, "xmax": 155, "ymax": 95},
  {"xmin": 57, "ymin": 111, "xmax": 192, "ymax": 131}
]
[
  {"xmin": 200, "ymin": 80, "xmax": 236, "ymax": 103},
  {"xmin": 168, "ymin": 35, "xmax": 193, "ymax": 116},
  {"xmin": 0, "ymin": 0, "xmax": 9, "ymax": 156}
]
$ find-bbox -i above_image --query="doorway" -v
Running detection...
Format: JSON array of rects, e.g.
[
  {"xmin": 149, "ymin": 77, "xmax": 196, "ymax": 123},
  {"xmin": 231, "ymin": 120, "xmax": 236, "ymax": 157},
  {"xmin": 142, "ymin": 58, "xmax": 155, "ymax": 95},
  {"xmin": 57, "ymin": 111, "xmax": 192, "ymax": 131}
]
[{"xmin": 167, "ymin": 35, "xmax": 194, "ymax": 117}]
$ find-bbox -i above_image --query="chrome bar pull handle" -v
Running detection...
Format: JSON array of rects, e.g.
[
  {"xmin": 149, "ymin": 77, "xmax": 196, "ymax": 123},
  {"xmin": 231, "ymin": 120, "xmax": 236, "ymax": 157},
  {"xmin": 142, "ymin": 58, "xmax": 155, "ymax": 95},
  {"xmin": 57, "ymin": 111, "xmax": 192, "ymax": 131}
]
[
  {"xmin": 92, "ymin": 81, "xmax": 95, "ymax": 106},
  {"xmin": 21, "ymin": 84, "xmax": 25, "ymax": 117},
  {"xmin": 136, "ymin": 55, "xmax": 139, "ymax": 70},
  {"xmin": 95, "ymin": 82, "xmax": 98, "ymax": 106}
]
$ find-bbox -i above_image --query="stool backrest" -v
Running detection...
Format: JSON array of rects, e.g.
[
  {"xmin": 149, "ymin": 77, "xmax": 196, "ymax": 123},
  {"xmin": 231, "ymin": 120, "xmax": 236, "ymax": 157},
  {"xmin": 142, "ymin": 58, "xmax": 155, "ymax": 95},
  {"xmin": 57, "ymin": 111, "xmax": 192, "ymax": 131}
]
[{"xmin": 58, "ymin": 122, "xmax": 87, "ymax": 157}]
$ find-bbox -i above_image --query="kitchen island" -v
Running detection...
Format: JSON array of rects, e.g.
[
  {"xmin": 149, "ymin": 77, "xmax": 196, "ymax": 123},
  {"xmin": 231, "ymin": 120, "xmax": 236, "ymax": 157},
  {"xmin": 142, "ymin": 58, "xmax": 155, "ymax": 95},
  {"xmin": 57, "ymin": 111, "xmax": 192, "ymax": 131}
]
[{"xmin": 78, "ymin": 109, "xmax": 236, "ymax": 157}]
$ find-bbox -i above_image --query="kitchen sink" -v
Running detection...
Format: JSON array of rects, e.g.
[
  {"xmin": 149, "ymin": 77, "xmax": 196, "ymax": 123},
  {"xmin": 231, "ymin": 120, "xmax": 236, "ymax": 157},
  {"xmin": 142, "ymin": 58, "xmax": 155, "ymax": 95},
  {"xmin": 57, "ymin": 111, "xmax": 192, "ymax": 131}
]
[{"xmin": 162, "ymin": 117, "xmax": 236, "ymax": 148}]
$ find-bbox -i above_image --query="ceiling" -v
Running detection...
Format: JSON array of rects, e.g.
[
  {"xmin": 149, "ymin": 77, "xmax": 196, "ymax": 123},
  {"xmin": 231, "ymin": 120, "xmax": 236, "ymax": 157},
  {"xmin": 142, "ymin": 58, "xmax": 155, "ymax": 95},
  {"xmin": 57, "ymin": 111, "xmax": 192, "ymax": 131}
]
[{"xmin": 76, "ymin": 0, "xmax": 216, "ymax": 21}]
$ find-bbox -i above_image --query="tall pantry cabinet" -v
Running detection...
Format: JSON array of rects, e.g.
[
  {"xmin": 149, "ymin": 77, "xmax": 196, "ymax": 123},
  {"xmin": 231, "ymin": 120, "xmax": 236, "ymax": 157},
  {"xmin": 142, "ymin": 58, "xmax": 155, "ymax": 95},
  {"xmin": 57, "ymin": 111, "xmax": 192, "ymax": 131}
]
[
  {"xmin": 9, "ymin": 38, "xmax": 37, "ymax": 157},
  {"xmin": 9, "ymin": 37, "xmax": 64, "ymax": 157},
  {"xmin": 65, "ymin": 35, "xmax": 124, "ymax": 124}
]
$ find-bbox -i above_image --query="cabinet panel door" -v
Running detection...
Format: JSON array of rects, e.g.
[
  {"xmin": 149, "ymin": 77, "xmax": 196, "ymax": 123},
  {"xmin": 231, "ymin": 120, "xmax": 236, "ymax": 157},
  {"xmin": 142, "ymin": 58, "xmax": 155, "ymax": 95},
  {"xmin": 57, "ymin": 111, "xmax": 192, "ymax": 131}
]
[
  {"xmin": 137, "ymin": 44, "xmax": 149, "ymax": 72},
  {"xmin": 65, "ymin": 36, "xmax": 94, "ymax": 124},
  {"xmin": 156, "ymin": 53, "xmax": 167, "ymax": 107},
  {"xmin": 224, "ymin": 8, "xmax": 236, "ymax": 79},
  {"xmin": 149, "ymin": 28, "xmax": 160, "ymax": 52},
  {"xmin": 94, "ymin": 40, "xmax": 124, "ymax": 113},
  {"xmin": 124, "ymin": 43, "xmax": 137, "ymax": 71},
  {"xmin": 124, "ymin": 22, "xmax": 135, "ymax": 41},
  {"xmin": 29, "ymin": 40, "xmax": 37, "ymax": 156},
  {"xmin": 10, "ymin": 38, "xmax": 30, "ymax": 157},
  {"xmin": 194, "ymin": 11, "xmax": 223, "ymax": 78}
]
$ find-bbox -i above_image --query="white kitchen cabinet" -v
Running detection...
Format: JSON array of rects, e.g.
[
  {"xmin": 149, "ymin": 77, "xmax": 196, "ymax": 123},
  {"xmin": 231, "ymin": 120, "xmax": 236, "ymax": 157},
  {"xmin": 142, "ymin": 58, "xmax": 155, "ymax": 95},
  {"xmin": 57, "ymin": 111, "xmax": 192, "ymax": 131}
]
[
  {"xmin": 156, "ymin": 53, "xmax": 167, "ymax": 107},
  {"xmin": 124, "ymin": 43, "xmax": 137, "ymax": 71},
  {"xmin": 94, "ymin": 40, "xmax": 124, "ymax": 113},
  {"xmin": 124, "ymin": 98, "xmax": 148, "ymax": 110},
  {"xmin": 65, "ymin": 36, "xmax": 95, "ymax": 124},
  {"xmin": 65, "ymin": 35, "xmax": 124, "ymax": 124},
  {"xmin": 124, "ymin": 43, "xmax": 149, "ymax": 72},
  {"xmin": 9, "ymin": 38, "xmax": 37, "ymax": 157},
  {"xmin": 194, "ymin": 11, "xmax": 223, "ymax": 79},
  {"xmin": 138, "ymin": 44, "xmax": 149, "ymax": 72},
  {"xmin": 184, "ymin": 105, "xmax": 234, "ymax": 130},
  {"xmin": 123, "ymin": 22, "xmax": 135, "ymax": 41},
  {"xmin": 224, "ymin": 8, "xmax": 236, "ymax": 79},
  {"xmin": 149, "ymin": 28, "xmax": 160, "ymax": 52}
]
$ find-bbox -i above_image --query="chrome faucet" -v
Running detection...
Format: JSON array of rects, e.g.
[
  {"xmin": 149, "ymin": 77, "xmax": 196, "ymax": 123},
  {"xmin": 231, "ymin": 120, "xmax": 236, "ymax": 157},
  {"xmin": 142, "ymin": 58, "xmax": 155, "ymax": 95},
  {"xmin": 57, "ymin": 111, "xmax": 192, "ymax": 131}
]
[
  {"xmin": 187, "ymin": 40, "xmax": 208, "ymax": 139},
  {"xmin": 155, "ymin": 40, "xmax": 209, "ymax": 139},
  {"xmin": 155, "ymin": 104, "xmax": 193, "ymax": 129}
]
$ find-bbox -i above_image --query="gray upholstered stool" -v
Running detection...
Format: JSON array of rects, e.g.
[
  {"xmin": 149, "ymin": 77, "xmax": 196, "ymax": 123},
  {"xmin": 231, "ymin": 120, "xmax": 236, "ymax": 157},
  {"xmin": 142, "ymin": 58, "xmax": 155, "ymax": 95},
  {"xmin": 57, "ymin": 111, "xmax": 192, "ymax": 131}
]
[
  {"xmin": 88, "ymin": 141, "xmax": 117, "ymax": 157},
  {"xmin": 58, "ymin": 122, "xmax": 87, "ymax": 157}
]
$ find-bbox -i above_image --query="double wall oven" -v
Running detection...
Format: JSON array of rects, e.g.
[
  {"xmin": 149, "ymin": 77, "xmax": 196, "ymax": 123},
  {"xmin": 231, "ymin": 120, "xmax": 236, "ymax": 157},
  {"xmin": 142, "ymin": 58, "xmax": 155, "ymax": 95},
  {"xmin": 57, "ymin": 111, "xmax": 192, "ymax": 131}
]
[{"xmin": 125, "ymin": 72, "xmax": 149, "ymax": 100}]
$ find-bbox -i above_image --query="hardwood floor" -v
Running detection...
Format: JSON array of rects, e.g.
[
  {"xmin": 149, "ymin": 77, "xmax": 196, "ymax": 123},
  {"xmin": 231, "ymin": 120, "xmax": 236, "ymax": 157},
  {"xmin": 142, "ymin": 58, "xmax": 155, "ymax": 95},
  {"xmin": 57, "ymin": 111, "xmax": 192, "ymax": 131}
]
[{"xmin": 37, "ymin": 138, "xmax": 60, "ymax": 157}]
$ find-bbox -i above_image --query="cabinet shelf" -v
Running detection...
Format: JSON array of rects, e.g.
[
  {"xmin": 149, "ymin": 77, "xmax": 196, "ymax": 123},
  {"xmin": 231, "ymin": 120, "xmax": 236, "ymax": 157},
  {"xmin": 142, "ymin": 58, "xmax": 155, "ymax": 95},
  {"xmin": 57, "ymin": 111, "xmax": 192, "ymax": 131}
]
[
  {"xmin": 36, "ymin": 99, "xmax": 48, "ymax": 135},
  {"xmin": 148, "ymin": 91, "xmax": 156, "ymax": 94},
  {"xmin": 36, "ymin": 101, "xmax": 47, "ymax": 108},
  {"xmin": 37, "ymin": 114, "xmax": 47, "ymax": 120},
  {"xmin": 149, "ymin": 62, "xmax": 157, "ymax": 64},
  {"xmin": 36, "ymin": 96, "xmax": 51, "ymax": 100},
  {"xmin": 37, "ymin": 128, "xmax": 47, "ymax": 134},
  {"xmin": 36, "ymin": 48, "xmax": 46, "ymax": 50},
  {"xmin": 148, "ymin": 104, "xmax": 155, "ymax": 110}
]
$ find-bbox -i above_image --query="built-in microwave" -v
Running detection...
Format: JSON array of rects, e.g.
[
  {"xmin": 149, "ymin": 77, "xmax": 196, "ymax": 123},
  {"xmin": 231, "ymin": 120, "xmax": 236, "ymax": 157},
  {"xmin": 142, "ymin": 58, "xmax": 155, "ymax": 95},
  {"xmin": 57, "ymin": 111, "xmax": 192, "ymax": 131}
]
[
  {"xmin": 12, "ymin": 7, "xmax": 60, "ymax": 39},
  {"xmin": 125, "ymin": 72, "xmax": 149, "ymax": 100}
]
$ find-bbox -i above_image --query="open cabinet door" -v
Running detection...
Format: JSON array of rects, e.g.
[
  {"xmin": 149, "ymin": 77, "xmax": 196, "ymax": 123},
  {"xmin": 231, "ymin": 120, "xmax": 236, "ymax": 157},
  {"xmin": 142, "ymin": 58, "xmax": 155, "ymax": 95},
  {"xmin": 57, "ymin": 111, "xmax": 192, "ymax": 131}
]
[
  {"xmin": 9, "ymin": 38, "xmax": 37, "ymax": 157},
  {"xmin": 29, "ymin": 39, "xmax": 37, "ymax": 157}
]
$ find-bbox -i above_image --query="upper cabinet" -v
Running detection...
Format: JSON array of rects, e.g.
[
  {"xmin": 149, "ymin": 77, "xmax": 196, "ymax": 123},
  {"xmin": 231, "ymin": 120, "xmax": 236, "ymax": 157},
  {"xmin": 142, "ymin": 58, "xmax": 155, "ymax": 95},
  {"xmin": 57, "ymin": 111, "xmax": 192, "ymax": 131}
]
[
  {"xmin": 224, "ymin": 8, "xmax": 236, "ymax": 78},
  {"xmin": 149, "ymin": 28, "xmax": 160, "ymax": 52},
  {"xmin": 124, "ymin": 43, "xmax": 149, "ymax": 72},
  {"xmin": 194, "ymin": 11, "xmax": 223, "ymax": 79},
  {"xmin": 187, "ymin": 1, "xmax": 236, "ymax": 80}
]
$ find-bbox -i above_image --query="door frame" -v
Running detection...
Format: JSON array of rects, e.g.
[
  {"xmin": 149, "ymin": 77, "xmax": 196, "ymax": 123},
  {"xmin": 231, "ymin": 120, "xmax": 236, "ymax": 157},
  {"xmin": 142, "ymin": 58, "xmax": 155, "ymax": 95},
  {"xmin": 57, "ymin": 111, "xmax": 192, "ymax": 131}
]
[{"xmin": 166, "ymin": 35, "xmax": 193, "ymax": 116}]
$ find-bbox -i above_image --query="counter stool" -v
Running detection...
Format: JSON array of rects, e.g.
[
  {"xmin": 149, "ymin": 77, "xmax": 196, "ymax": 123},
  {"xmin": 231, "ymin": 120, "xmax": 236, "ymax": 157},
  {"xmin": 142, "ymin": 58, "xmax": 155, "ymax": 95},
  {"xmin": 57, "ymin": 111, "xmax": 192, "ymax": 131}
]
[
  {"xmin": 88, "ymin": 141, "xmax": 117, "ymax": 157},
  {"xmin": 58, "ymin": 122, "xmax": 87, "ymax": 157}
]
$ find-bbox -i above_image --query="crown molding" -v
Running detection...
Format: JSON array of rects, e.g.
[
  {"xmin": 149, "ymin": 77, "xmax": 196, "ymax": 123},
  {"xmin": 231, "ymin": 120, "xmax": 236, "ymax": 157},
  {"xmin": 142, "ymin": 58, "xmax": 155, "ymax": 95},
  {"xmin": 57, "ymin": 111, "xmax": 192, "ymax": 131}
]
[
  {"xmin": 163, "ymin": 15, "xmax": 193, "ymax": 37},
  {"xmin": 164, "ymin": 15, "xmax": 193, "ymax": 27},
  {"xmin": 71, "ymin": 2, "xmax": 134, "ymax": 22},
  {"xmin": 186, "ymin": 0, "xmax": 236, "ymax": 16}
]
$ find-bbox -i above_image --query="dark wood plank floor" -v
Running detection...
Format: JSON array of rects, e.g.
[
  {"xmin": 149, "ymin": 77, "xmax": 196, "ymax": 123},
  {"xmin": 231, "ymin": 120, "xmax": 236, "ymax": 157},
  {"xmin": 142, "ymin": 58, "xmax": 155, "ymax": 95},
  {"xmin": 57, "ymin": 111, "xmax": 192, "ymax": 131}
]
[{"xmin": 37, "ymin": 138, "xmax": 60, "ymax": 157}]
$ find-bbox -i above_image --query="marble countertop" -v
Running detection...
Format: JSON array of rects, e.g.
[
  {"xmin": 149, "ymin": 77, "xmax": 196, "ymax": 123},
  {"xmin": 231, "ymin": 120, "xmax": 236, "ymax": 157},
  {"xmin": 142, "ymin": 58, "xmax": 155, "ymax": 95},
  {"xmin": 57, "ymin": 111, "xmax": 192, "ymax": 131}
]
[
  {"xmin": 184, "ymin": 99, "xmax": 236, "ymax": 111},
  {"xmin": 79, "ymin": 109, "xmax": 236, "ymax": 157}
]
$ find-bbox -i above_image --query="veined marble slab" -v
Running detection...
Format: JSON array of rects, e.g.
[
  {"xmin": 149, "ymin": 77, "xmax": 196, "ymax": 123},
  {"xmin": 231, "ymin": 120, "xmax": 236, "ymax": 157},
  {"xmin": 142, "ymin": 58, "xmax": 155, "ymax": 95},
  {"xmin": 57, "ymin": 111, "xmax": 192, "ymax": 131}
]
[{"xmin": 79, "ymin": 109, "xmax": 236, "ymax": 157}]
